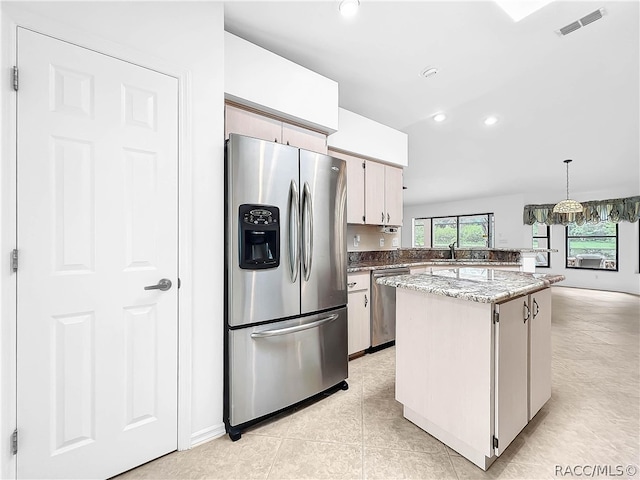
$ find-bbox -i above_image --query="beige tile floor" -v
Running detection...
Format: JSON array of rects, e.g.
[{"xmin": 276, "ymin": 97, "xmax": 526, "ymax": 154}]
[{"xmin": 116, "ymin": 286, "xmax": 640, "ymax": 479}]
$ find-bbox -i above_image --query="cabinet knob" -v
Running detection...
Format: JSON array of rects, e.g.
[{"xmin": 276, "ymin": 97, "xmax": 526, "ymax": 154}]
[
  {"xmin": 364, "ymin": 294, "xmax": 368, "ymax": 307},
  {"xmin": 387, "ymin": 213, "xmax": 390, "ymax": 223},
  {"xmin": 533, "ymin": 298, "xmax": 539, "ymax": 319},
  {"xmin": 381, "ymin": 212, "xmax": 385, "ymax": 223},
  {"xmin": 347, "ymin": 282, "xmax": 357, "ymax": 288},
  {"xmin": 523, "ymin": 301, "xmax": 530, "ymax": 323}
]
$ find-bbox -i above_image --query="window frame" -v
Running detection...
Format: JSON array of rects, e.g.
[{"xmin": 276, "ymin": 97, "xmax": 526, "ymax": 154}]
[
  {"xmin": 565, "ymin": 223, "xmax": 619, "ymax": 272},
  {"xmin": 532, "ymin": 223, "xmax": 551, "ymax": 268},
  {"xmin": 413, "ymin": 213, "xmax": 494, "ymax": 248}
]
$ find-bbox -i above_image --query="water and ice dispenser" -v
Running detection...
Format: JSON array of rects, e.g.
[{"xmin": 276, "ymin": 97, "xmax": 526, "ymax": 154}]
[{"xmin": 238, "ymin": 204, "xmax": 280, "ymax": 269}]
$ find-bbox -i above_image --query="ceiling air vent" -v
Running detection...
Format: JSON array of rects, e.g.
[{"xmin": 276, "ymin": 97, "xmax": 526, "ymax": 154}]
[
  {"xmin": 556, "ymin": 8, "xmax": 606, "ymax": 36},
  {"xmin": 580, "ymin": 9, "xmax": 603, "ymax": 26},
  {"xmin": 559, "ymin": 21, "xmax": 581, "ymax": 36}
]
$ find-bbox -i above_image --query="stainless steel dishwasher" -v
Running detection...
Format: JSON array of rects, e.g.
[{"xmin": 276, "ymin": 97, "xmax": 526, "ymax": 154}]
[{"xmin": 371, "ymin": 267, "xmax": 410, "ymax": 348}]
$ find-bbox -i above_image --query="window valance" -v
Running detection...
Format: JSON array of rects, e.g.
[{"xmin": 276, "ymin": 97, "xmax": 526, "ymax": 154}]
[{"xmin": 523, "ymin": 196, "xmax": 640, "ymax": 226}]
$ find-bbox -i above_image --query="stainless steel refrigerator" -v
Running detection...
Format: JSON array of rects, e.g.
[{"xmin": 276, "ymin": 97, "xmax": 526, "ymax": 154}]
[{"xmin": 224, "ymin": 134, "xmax": 348, "ymax": 440}]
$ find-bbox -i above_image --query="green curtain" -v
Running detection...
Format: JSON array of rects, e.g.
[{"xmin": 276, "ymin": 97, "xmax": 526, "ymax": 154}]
[{"xmin": 523, "ymin": 196, "xmax": 640, "ymax": 226}]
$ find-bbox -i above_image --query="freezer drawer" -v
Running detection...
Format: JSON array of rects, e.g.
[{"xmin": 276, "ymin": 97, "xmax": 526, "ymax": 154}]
[{"xmin": 228, "ymin": 307, "xmax": 348, "ymax": 427}]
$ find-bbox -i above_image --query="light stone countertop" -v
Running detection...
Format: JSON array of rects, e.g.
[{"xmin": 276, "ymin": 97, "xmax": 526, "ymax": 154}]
[
  {"xmin": 347, "ymin": 259, "xmax": 520, "ymax": 273},
  {"xmin": 376, "ymin": 268, "xmax": 565, "ymax": 303}
]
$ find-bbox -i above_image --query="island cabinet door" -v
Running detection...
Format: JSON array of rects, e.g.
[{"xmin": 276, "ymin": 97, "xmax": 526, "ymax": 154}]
[
  {"xmin": 494, "ymin": 297, "xmax": 529, "ymax": 456},
  {"xmin": 529, "ymin": 288, "xmax": 552, "ymax": 420}
]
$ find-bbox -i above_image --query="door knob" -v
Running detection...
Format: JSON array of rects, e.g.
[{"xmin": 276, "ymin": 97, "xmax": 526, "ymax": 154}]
[{"xmin": 144, "ymin": 278, "xmax": 172, "ymax": 291}]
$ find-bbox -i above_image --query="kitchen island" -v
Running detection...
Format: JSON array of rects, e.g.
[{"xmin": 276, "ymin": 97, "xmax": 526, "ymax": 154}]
[{"xmin": 377, "ymin": 268, "xmax": 564, "ymax": 470}]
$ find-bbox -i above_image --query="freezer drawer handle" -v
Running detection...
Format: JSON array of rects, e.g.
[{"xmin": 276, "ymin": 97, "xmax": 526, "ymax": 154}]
[
  {"xmin": 250, "ymin": 314, "xmax": 339, "ymax": 338},
  {"xmin": 289, "ymin": 180, "xmax": 300, "ymax": 283}
]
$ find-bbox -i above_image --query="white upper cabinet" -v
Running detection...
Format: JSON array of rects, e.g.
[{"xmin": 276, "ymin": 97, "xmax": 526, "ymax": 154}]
[
  {"xmin": 384, "ymin": 164, "xmax": 403, "ymax": 226},
  {"xmin": 365, "ymin": 161, "xmax": 386, "ymax": 225},
  {"xmin": 330, "ymin": 149, "xmax": 403, "ymax": 226},
  {"xmin": 225, "ymin": 104, "xmax": 282, "ymax": 143},
  {"xmin": 281, "ymin": 122, "xmax": 327, "ymax": 154},
  {"xmin": 225, "ymin": 104, "xmax": 328, "ymax": 154}
]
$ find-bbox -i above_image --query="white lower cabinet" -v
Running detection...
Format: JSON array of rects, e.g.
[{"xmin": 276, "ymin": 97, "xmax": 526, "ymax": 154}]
[
  {"xmin": 495, "ymin": 288, "xmax": 552, "ymax": 453},
  {"xmin": 395, "ymin": 286, "xmax": 553, "ymax": 470},
  {"xmin": 528, "ymin": 288, "xmax": 552, "ymax": 420},
  {"xmin": 347, "ymin": 272, "xmax": 370, "ymax": 355}
]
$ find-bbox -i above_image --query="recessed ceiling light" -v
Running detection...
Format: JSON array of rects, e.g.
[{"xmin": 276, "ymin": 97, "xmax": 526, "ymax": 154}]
[
  {"xmin": 484, "ymin": 115, "xmax": 498, "ymax": 126},
  {"xmin": 420, "ymin": 67, "xmax": 439, "ymax": 78},
  {"xmin": 339, "ymin": 0, "xmax": 360, "ymax": 17},
  {"xmin": 433, "ymin": 113, "xmax": 447, "ymax": 122}
]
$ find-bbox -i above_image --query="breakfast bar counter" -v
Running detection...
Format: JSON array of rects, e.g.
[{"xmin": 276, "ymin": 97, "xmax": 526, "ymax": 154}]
[{"xmin": 376, "ymin": 267, "xmax": 565, "ymax": 303}]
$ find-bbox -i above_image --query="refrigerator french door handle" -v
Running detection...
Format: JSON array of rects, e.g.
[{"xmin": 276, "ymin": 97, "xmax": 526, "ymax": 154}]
[
  {"xmin": 289, "ymin": 180, "xmax": 300, "ymax": 283},
  {"xmin": 250, "ymin": 314, "xmax": 339, "ymax": 338},
  {"xmin": 302, "ymin": 181, "xmax": 314, "ymax": 282}
]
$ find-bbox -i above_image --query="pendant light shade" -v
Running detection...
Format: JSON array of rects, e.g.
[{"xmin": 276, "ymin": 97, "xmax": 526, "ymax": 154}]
[{"xmin": 553, "ymin": 159, "xmax": 583, "ymax": 213}]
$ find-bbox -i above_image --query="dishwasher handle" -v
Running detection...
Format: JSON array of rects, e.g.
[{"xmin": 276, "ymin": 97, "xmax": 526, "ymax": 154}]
[{"xmin": 372, "ymin": 269, "xmax": 411, "ymax": 279}]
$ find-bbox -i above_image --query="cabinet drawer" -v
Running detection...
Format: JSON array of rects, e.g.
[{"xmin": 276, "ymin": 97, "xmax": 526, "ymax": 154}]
[{"xmin": 347, "ymin": 272, "xmax": 370, "ymax": 292}]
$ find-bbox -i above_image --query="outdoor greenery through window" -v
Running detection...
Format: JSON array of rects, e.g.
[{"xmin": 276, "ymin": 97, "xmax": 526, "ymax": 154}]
[
  {"xmin": 413, "ymin": 214, "xmax": 494, "ymax": 248},
  {"xmin": 532, "ymin": 223, "xmax": 550, "ymax": 268},
  {"xmin": 566, "ymin": 222, "xmax": 618, "ymax": 271}
]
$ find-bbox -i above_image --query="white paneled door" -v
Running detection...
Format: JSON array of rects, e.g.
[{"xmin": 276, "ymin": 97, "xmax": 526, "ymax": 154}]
[{"xmin": 16, "ymin": 28, "xmax": 178, "ymax": 479}]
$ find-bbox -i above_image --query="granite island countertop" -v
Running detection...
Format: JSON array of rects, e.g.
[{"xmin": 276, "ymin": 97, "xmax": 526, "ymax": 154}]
[{"xmin": 376, "ymin": 268, "xmax": 565, "ymax": 303}]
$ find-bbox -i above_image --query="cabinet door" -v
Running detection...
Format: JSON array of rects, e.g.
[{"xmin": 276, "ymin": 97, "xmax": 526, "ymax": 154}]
[
  {"xmin": 494, "ymin": 297, "xmax": 529, "ymax": 456},
  {"xmin": 365, "ymin": 161, "xmax": 386, "ymax": 225},
  {"xmin": 347, "ymin": 273, "xmax": 370, "ymax": 355},
  {"xmin": 384, "ymin": 165, "xmax": 403, "ymax": 226},
  {"xmin": 282, "ymin": 122, "xmax": 327, "ymax": 154},
  {"xmin": 225, "ymin": 104, "xmax": 282, "ymax": 143},
  {"xmin": 347, "ymin": 289, "xmax": 370, "ymax": 355},
  {"xmin": 529, "ymin": 289, "xmax": 552, "ymax": 420}
]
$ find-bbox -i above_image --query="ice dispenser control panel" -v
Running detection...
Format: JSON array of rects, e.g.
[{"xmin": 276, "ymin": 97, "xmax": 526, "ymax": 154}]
[{"xmin": 238, "ymin": 204, "xmax": 280, "ymax": 270}]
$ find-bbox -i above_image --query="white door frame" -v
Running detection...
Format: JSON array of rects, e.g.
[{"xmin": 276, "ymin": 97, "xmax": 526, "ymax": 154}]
[{"xmin": 0, "ymin": 10, "xmax": 194, "ymax": 478}]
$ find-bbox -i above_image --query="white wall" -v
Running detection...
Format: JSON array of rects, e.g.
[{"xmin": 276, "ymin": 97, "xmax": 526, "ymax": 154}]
[
  {"xmin": 225, "ymin": 32, "xmax": 339, "ymax": 133},
  {"xmin": 328, "ymin": 108, "xmax": 409, "ymax": 167},
  {"xmin": 0, "ymin": 2, "xmax": 225, "ymax": 476},
  {"xmin": 403, "ymin": 190, "xmax": 640, "ymax": 295}
]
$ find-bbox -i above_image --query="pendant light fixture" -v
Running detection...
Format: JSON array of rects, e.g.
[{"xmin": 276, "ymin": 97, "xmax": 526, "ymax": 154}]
[{"xmin": 552, "ymin": 159, "xmax": 583, "ymax": 213}]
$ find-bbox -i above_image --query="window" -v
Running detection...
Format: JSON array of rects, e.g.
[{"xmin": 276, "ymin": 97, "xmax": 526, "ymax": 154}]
[
  {"xmin": 566, "ymin": 222, "xmax": 618, "ymax": 271},
  {"xmin": 413, "ymin": 219, "xmax": 427, "ymax": 247},
  {"xmin": 532, "ymin": 223, "xmax": 550, "ymax": 268},
  {"xmin": 413, "ymin": 213, "xmax": 494, "ymax": 248}
]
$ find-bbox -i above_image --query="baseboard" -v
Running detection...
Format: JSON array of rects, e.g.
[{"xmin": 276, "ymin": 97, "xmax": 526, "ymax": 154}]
[{"xmin": 189, "ymin": 423, "xmax": 226, "ymax": 448}]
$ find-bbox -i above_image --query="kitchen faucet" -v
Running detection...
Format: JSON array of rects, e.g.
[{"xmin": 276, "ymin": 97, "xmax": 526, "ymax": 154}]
[{"xmin": 449, "ymin": 241, "xmax": 457, "ymax": 259}]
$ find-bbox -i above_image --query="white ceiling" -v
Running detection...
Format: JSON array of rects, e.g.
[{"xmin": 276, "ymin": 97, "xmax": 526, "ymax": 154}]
[{"xmin": 224, "ymin": 0, "xmax": 639, "ymax": 206}]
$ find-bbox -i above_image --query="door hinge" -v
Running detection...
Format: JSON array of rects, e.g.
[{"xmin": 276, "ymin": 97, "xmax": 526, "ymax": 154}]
[
  {"xmin": 12, "ymin": 66, "xmax": 18, "ymax": 91},
  {"xmin": 362, "ymin": 162, "xmax": 365, "ymax": 169},
  {"xmin": 493, "ymin": 310, "xmax": 499, "ymax": 324},
  {"xmin": 12, "ymin": 429, "xmax": 17, "ymax": 455},
  {"xmin": 493, "ymin": 435, "xmax": 499, "ymax": 449},
  {"xmin": 11, "ymin": 249, "xmax": 18, "ymax": 272},
  {"xmin": 178, "ymin": 278, "xmax": 181, "ymax": 289},
  {"xmin": 362, "ymin": 215, "xmax": 365, "ymax": 222}
]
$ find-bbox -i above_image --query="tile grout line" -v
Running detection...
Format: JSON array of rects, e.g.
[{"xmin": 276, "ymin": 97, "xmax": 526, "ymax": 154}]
[{"xmin": 264, "ymin": 436, "xmax": 284, "ymax": 480}]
